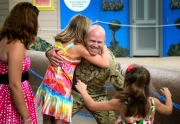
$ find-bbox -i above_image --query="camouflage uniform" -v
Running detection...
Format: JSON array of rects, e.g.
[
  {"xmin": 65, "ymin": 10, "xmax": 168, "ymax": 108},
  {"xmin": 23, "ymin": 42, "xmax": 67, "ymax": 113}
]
[{"xmin": 72, "ymin": 50, "xmax": 125, "ymax": 124}]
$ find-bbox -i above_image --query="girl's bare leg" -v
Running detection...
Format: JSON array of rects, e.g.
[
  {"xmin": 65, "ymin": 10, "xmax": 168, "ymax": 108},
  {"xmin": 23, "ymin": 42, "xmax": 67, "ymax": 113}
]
[
  {"xmin": 55, "ymin": 119, "xmax": 69, "ymax": 124},
  {"xmin": 43, "ymin": 114, "xmax": 54, "ymax": 124}
]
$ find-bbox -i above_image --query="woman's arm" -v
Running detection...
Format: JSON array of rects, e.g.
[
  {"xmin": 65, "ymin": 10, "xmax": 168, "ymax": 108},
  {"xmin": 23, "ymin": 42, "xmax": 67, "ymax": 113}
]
[
  {"xmin": 154, "ymin": 87, "xmax": 173, "ymax": 115},
  {"xmin": 75, "ymin": 80, "xmax": 119, "ymax": 111},
  {"xmin": 7, "ymin": 41, "xmax": 31, "ymax": 122},
  {"xmin": 76, "ymin": 44, "xmax": 110, "ymax": 68}
]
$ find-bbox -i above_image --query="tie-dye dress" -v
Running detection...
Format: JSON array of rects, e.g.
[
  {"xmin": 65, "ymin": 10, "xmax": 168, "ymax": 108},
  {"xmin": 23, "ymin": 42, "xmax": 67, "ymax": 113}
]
[
  {"xmin": 0, "ymin": 56, "xmax": 38, "ymax": 124},
  {"xmin": 36, "ymin": 42, "xmax": 81, "ymax": 122}
]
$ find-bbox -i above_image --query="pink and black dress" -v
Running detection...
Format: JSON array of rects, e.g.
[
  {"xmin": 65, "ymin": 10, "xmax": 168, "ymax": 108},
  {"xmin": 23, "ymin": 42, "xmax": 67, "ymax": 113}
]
[{"xmin": 0, "ymin": 56, "xmax": 38, "ymax": 124}]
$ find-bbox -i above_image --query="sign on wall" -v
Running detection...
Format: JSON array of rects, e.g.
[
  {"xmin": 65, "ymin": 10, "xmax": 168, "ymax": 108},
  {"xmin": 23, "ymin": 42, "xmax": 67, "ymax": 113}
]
[
  {"xmin": 32, "ymin": 0, "xmax": 55, "ymax": 10},
  {"xmin": 64, "ymin": 0, "xmax": 90, "ymax": 12}
]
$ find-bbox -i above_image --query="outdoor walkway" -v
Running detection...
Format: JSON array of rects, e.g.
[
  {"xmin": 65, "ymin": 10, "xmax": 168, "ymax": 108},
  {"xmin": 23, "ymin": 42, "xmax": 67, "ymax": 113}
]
[{"xmin": 37, "ymin": 56, "xmax": 180, "ymax": 124}]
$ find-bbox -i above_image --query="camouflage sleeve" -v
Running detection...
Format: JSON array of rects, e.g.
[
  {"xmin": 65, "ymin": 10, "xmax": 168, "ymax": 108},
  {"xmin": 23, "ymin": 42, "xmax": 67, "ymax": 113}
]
[
  {"xmin": 109, "ymin": 50, "xmax": 125, "ymax": 91},
  {"xmin": 45, "ymin": 46, "xmax": 53, "ymax": 58},
  {"xmin": 110, "ymin": 62, "xmax": 125, "ymax": 91}
]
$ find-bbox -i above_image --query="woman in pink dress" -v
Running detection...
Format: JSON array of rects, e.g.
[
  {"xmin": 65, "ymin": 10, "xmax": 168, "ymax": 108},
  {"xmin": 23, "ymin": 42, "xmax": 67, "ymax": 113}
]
[{"xmin": 0, "ymin": 2, "xmax": 39, "ymax": 124}]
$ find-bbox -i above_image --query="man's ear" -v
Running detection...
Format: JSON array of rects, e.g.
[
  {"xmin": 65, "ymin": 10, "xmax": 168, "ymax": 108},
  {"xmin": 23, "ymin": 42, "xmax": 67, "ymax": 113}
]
[
  {"xmin": 104, "ymin": 38, "xmax": 106, "ymax": 44},
  {"xmin": 84, "ymin": 35, "xmax": 87, "ymax": 43}
]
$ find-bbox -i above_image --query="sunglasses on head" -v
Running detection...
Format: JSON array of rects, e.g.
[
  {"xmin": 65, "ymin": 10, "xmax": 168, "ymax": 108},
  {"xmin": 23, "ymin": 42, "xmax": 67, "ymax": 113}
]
[{"xmin": 33, "ymin": 6, "xmax": 39, "ymax": 15}]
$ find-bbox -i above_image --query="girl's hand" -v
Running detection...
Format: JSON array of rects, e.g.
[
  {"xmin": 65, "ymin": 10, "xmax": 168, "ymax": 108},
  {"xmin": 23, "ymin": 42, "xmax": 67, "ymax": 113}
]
[
  {"xmin": 75, "ymin": 80, "xmax": 87, "ymax": 93},
  {"xmin": 24, "ymin": 121, "xmax": 32, "ymax": 124},
  {"xmin": 115, "ymin": 116, "xmax": 121, "ymax": 124},
  {"xmin": 160, "ymin": 87, "xmax": 172, "ymax": 98}
]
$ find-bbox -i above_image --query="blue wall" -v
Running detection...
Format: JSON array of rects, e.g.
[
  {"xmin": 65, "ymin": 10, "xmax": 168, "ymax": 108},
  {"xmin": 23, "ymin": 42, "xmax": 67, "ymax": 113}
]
[
  {"xmin": 60, "ymin": 0, "xmax": 129, "ymax": 56},
  {"xmin": 60, "ymin": 0, "xmax": 180, "ymax": 57},
  {"xmin": 60, "ymin": 1, "xmax": 97, "ymax": 29},
  {"xmin": 97, "ymin": 1, "xmax": 129, "ymax": 51},
  {"xmin": 162, "ymin": 1, "xmax": 180, "ymax": 56}
]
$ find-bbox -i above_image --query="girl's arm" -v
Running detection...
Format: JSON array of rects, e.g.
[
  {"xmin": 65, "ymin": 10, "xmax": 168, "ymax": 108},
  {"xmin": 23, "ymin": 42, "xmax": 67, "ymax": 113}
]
[
  {"xmin": 76, "ymin": 44, "xmax": 110, "ymax": 68},
  {"xmin": 8, "ymin": 41, "xmax": 31, "ymax": 122},
  {"xmin": 75, "ymin": 80, "xmax": 120, "ymax": 111},
  {"xmin": 153, "ymin": 87, "xmax": 173, "ymax": 115}
]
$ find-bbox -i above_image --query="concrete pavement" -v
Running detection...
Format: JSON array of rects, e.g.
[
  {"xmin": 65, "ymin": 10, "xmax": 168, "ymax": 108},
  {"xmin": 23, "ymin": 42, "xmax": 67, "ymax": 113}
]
[{"xmin": 36, "ymin": 57, "xmax": 180, "ymax": 124}]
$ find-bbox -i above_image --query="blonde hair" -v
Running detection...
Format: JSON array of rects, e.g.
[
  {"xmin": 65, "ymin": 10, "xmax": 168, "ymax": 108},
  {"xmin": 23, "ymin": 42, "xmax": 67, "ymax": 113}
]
[
  {"xmin": 0, "ymin": 2, "xmax": 39, "ymax": 49},
  {"xmin": 54, "ymin": 14, "xmax": 92, "ymax": 45}
]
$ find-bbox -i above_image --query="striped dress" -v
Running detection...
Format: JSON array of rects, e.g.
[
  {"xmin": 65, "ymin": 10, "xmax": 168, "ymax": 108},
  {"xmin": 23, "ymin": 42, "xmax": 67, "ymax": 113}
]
[{"xmin": 36, "ymin": 42, "xmax": 81, "ymax": 122}]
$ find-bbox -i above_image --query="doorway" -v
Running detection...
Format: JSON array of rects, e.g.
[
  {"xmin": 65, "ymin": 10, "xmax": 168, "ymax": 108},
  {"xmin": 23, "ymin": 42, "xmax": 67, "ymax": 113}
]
[{"xmin": 130, "ymin": 0, "xmax": 162, "ymax": 57}]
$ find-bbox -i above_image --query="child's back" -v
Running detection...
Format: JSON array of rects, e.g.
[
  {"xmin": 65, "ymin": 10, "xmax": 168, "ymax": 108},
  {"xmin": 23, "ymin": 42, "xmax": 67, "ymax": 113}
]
[
  {"xmin": 116, "ymin": 97, "xmax": 155, "ymax": 124},
  {"xmin": 36, "ymin": 14, "xmax": 110, "ymax": 123},
  {"xmin": 36, "ymin": 41, "xmax": 81, "ymax": 122},
  {"xmin": 75, "ymin": 64, "xmax": 173, "ymax": 124}
]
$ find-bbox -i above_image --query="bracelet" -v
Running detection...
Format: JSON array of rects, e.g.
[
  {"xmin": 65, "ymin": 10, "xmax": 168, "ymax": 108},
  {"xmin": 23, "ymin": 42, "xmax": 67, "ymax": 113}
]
[{"xmin": 24, "ymin": 118, "xmax": 32, "ymax": 124}]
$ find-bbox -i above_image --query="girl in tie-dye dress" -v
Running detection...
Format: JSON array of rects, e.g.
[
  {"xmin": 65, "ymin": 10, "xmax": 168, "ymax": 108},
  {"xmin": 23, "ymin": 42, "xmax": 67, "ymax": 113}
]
[{"xmin": 36, "ymin": 15, "xmax": 110, "ymax": 123}]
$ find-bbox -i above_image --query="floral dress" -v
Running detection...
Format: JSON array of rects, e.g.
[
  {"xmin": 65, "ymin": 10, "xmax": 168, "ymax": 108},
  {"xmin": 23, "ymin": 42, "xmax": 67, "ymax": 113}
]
[{"xmin": 116, "ymin": 97, "xmax": 155, "ymax": 124}]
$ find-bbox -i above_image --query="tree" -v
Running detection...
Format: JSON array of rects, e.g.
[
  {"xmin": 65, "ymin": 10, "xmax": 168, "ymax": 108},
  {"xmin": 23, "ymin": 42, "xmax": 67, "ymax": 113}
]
[
  {"xmin": 108, "ymin": 20, "xmax": 129, "ymax": 57},
  {"xmin": 109, "ymin": 20, "xmax": 121, "ymax": 47},
  {"xmin": 175, "ymin": 18, "xmax": 180, "ymax": 29}
]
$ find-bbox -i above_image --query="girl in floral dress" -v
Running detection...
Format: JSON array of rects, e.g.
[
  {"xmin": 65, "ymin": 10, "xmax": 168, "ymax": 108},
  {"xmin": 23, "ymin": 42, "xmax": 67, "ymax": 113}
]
[{"xmin": 75, "ymin": 64, "xmax": 173, "ymax": 124}]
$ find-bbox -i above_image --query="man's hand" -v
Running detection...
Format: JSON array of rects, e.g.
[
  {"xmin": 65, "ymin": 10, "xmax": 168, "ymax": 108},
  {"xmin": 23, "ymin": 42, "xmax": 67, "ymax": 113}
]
[
  {"xmin": 75, "ymin": 80, "xmax": 87, "ymax": 94},
  {"xmin": 46, "ymin": 48, "xmax": 63, "ymax": 66}
]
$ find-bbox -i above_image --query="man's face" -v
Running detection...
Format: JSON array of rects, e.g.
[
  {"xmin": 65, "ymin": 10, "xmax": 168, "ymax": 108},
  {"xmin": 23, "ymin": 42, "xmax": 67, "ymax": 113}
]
[{"xmin": 84, "ymin": 29, "xmax": 105, "ymax": 56}]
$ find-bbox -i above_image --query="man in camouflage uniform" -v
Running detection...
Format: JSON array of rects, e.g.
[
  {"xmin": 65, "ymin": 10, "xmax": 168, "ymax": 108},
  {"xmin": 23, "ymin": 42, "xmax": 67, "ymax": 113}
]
[
  {"xmin": 72, "ymin": 50, "xmax": 124, "ymax": 124},
  {"xmin": 46, "ymin": 25, "xmax": 124, "ymax": 124}
]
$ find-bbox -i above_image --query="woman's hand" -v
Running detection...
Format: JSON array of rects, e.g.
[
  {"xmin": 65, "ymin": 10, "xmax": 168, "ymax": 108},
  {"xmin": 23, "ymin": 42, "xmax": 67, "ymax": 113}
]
[{"xmin": 23, "ymin": 118, "xmax": 32, "ymax": 124}]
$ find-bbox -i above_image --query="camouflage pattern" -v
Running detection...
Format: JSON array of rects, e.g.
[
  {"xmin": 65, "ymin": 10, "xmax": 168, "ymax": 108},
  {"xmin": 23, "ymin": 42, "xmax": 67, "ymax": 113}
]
[{"xmin": 72, "ymin": 50, "xmax": 125, "ymax": 124}]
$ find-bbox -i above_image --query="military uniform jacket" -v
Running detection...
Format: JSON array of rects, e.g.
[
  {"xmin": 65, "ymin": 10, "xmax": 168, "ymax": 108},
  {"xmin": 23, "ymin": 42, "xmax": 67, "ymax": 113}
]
[{"xmin": 72, "ymin": 50, "xmax": 125, "ymax": 97}]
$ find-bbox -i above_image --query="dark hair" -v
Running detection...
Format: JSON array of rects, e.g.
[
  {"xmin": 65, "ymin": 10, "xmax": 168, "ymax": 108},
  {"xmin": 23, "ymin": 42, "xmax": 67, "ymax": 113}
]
[
  {"xmin": 0, "ymin": 2, "xmax": 39, "ymax": 49},
  {"xmin": 54, "ymin": 14, "xmax": 92, "ymax": 45},
  {"xmin": 114, "ymin": 64, "xmax": 151, "ymax": 118}
]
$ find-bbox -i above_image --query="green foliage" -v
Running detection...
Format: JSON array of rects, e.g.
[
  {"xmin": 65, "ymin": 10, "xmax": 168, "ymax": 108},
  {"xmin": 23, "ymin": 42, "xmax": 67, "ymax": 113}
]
[
  {"xmin": 30, "ymin": 37, "xmax": 52, "ymax": 52},
  {"xmin": 110, "ymin": 40, "xmax": 119, "ymax": 47},
  {"xmin": 168, "ymin": 43, "xmax": 180, "ymax": 56},
  {"xmin": 109, "ymin": 20, "xmax": 121, "ymax": 32},
  {"xmin": 175, "ymin": 18, "xmax": 180, "ymax": 29},
  {"xmin": 101, "ymin": 2, "xmax": 123, "ymax": 11},
  {"xmin": 108, "ymin": 20, "xmax": 128, "ymax": 57},
  {"xmin": 109, "ymin": 45, "xmax": 128, "ymax": 57},
  {"xmin": 171, "ymin": 1, "xmax": 180, "ymax": 10}
]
